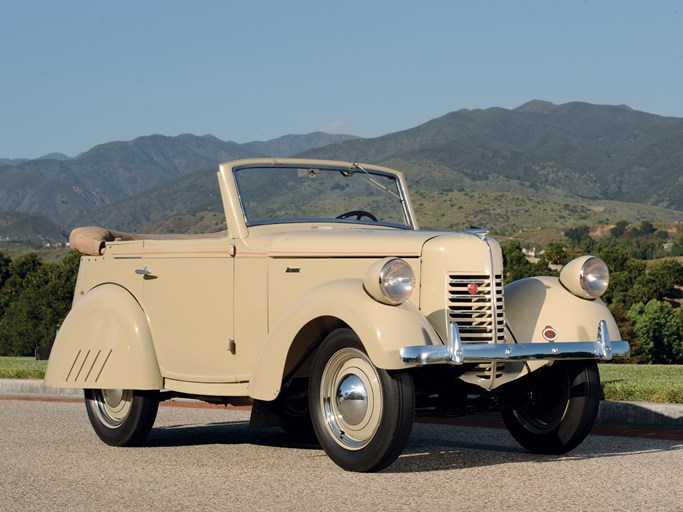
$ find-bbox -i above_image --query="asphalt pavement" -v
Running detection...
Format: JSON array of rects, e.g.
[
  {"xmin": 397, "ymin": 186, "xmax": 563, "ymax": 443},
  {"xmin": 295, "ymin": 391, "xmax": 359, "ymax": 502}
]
[
  {"xmin": 1, "ymin": 378, "xmax": 682, "ymax": 428},
  {"xmin": 2, "ymin": 399, "xmax": 682, "ymax": 512}
]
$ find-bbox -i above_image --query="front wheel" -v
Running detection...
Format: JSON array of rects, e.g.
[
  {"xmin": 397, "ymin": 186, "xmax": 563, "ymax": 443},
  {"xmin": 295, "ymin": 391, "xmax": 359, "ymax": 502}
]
[
  {"xmin": 84, "ymin": 389, "xmax": 159, "ymax": 446},
  {"xmin": 500, "ymin": 361, "xmax": 600, "ymax": 454},
  {"xmin": 309, "ymin": 329, "xmax": 415, "ymax": 472}
]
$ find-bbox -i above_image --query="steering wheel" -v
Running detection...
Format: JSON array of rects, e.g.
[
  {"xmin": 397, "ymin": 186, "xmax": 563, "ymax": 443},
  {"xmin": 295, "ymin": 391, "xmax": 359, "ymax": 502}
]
[{"xmin": 336, "ymin": 210, "xmax": 378, "ymax": 222}]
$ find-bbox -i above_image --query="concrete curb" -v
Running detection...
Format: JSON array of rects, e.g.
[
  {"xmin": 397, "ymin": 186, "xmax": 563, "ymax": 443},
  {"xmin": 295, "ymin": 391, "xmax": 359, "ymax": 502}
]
[
  {"xmin": 1, "ymin": 379, "xmax": 682, "ymax": 427},
  {"xmin": 0, "ymin": 379, "xmax": 83, "ymax": 399},
  {"xmin": 596, "ymin": 400, "xmax": 683, "ymax": 427}
]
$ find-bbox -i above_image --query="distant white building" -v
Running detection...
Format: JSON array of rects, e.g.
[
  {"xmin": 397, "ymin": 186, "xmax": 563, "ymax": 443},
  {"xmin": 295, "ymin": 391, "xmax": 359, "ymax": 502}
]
[{"xmin": 522, "ymin": 247, "xmax": 544, "ymax": 258}]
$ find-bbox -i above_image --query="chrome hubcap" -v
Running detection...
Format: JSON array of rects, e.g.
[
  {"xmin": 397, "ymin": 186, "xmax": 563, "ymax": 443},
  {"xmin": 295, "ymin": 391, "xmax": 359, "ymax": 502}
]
[
  {"xmin": 102, "ymin": 389, "xmax": 124, "ymax": 408},
  {"xmin": 335, "ymin": 374, "xmax": 368, "ymax": 426},
  {"xmin": 320, "ymin": 347, "xmax": 382, "ymax": 450},
  {"xmin": 92, "ymin": 389, "xmax": 133, "ymax": 428}
]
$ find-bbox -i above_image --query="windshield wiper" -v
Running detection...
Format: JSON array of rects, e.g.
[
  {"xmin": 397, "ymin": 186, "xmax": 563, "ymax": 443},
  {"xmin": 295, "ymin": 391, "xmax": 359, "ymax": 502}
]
[{"xmin": 351, "ymin": 162, "xmax": 402, "ymax": 200}]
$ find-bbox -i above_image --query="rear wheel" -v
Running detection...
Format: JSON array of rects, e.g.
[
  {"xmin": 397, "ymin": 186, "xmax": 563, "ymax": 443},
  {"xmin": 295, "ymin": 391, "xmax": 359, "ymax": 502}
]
[
  {"xmin": 309, "ymin": 329, "xmax": 415, "ymax": 472},
  {"xmin": 84, "ymin": 389, "xmax": 159, "ymax": 446},
  {"xmin": 500, "ymin": 361, "xmax": 600, "ymax": 454}
]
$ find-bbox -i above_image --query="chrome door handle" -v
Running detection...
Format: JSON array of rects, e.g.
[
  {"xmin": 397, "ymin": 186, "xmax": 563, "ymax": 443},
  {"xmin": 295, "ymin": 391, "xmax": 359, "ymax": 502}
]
[{"xmin": 135, "ymin": 266, "xmax": 157, "ymax": 280}]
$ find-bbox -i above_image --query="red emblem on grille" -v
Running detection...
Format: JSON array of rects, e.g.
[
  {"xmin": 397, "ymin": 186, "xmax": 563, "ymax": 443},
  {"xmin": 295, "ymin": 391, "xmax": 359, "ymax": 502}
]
[
  {"xmin": 542, "ymin": 326, "xmax": 558, "ymax": 341},
  {"xmin": 467, "ymin": 283, "xmax": 479, "ymax": 295}
]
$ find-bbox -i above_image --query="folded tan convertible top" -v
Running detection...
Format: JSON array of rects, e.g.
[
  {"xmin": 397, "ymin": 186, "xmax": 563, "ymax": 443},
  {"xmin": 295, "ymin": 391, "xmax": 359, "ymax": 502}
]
[{"xmin": 69, "ymin": 226, "xmax": 228, "ymax": 256}]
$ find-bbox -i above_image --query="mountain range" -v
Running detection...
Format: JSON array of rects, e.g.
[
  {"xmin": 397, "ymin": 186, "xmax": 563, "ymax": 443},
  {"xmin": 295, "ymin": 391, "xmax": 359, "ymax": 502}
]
[
  {"xmin": 1, "ymin": 100, "xmax": 682, "ymax": 244},
  {"xmin": 0, "ymin": 132, "xmax": 357, "ymax": 241},
  {"xmin": 297, "ymin": 100, "xmax": 683, "ymax": 208}
]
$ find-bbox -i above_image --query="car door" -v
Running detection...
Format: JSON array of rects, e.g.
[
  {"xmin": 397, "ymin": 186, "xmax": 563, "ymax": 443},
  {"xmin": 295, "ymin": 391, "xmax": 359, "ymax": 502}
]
[{"xmin": 139, "ymin": 237, "xmax": 236, "ymax": 383}]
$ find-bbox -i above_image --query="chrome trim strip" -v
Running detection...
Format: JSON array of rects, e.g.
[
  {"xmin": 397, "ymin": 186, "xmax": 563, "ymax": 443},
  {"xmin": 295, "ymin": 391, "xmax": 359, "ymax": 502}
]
[
  {"xmin": 483, "ymin": 237, "xmax": 500, "ymax": 344},
  {"xmin": 400, "ymin": 321, "xmax": 629, "ymax": 366},
  {"xmin": 459, "ymin": 230, "xmax": 502, "ymax": 344}
]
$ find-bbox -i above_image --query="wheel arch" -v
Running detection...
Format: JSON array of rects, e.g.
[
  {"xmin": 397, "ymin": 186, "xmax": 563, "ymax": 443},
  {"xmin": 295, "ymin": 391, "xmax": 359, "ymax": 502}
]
[
  {"xmin": 281, "ymin": 315, "xmax": 347, "ymax": 380},
  {"xmin": 248, "ymin": 279, "xmax": 441, "ymax": 401},
  {"xmin": 44, "ymin": 283, "xmax": 162, "ymax": 390}
]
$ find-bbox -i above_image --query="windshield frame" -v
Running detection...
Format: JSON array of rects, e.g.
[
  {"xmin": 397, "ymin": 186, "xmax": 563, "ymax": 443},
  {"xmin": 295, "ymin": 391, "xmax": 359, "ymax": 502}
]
[{"xmin": 232, "ymin": 162, "xmax": 416, "ymax": 230}]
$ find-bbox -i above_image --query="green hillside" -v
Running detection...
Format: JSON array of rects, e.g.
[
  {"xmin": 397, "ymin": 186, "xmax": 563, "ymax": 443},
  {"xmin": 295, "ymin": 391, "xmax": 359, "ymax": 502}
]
[
  {"xmin": 2, "ymin": 100, "xmax": 683, "ymax": 244},
  {"xmin": 298, "ymin": 101, "xmax": 683, "ymax": 210},
  {"xmin": 0, "ymin": 132, "xmax": 357, "ymax": 232},
  {"xmin": 0, "ymin": 211, "xmax": 66, "ymax": 244}
]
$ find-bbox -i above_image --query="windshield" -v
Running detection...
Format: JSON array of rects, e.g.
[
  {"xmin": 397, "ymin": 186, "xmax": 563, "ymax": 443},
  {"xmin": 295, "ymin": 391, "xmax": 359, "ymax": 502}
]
[{"xmin": 233, "ymin": 164, "xmax": 413, "ymax": 228}]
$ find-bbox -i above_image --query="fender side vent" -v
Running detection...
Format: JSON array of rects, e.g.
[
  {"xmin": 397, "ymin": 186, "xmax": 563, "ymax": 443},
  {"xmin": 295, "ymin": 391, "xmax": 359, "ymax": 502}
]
[
  {"xmin": 94, "ymin": 350, "xmax": 113, "ymax": 383},
  {"xmin": 65, "ymin": 349, "xmax": 82, "ymax": 382},
  {"xmin": 65, "ymin": 349, "xmax": 112, "ymax": 383}
]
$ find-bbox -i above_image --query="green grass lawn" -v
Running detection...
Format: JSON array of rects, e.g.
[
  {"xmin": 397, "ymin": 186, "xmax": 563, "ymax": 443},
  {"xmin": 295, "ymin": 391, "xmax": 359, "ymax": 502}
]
[
  {"xmin": 0, "ymin": 358, "xmax": 681, "ymax": 404},
  {"xmin": 599, "ymin": 364, "xmax": 683, "ymax": 404},
  {"xmin": 0, "ymin": 357, "xmax": 48, "ymax": 379}
]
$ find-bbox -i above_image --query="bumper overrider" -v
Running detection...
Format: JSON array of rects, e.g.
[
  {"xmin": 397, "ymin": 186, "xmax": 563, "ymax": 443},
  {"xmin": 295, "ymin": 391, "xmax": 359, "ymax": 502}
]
[{"xmin": 400, "ymin": 320, "xmax": 630, "ymax": 366}]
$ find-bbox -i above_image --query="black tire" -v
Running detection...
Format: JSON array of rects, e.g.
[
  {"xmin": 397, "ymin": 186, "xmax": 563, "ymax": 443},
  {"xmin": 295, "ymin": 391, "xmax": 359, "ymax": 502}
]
[
  {"xmin": 500, "ymin": 361, "xmax": 600, "ymax": 454},
  {"xmin": 84, "ymin": 389, "xmax": 159, "ymax": 447},
  {"xmin": 308, "ymin": 328, "xmax": 415, "ymax": 472}
]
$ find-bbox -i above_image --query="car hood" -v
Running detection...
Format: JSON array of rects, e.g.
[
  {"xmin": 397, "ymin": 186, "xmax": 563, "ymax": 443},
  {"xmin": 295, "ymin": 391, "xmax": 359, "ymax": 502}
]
[{"xmin": 265, "ymin": 227, "xmax": 443, "ymax": 258}]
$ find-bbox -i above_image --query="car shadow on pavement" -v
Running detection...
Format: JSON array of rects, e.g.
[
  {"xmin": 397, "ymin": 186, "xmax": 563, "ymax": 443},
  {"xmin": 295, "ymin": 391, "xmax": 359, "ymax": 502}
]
[
  {"xmin": 144, "ymin": 418, "xmax": 682, "ymax": 474},
  {"xmin": 383, "ymin": 422, "xmax": 683, "ymax": 474},
  {"xmin": 387, "ymin": 442, "xmax": 683, "ymax": 474},
  {"xmin": 147, "ymin": 421, "xmax": 322, "ymax": 450}
]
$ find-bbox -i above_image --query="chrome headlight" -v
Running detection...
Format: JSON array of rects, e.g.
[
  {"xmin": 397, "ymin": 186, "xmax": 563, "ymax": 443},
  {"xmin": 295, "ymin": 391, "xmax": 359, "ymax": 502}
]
[
  {"xmin": 364, "ymin": 258, "xmax": 415, "ymax": 305},
  {"xmin": 559, "ymin": 256, "xmax": 609, "ymax": 299}
]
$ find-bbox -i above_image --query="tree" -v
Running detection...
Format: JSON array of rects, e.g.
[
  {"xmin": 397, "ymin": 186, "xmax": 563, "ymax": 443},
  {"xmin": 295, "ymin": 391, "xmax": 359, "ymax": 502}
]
[
  {"xmin": 599, "ymin": 247, "xmax": 646, "ymax": 310},
  {"xmin": 0, "ymin": 252, "xmax": 10, "ymax": 288},
  {"xmin": 0, "ymin": 253, "xmax": 42, "ymax": 319},
  {"xmin": 564, "ymin": 225, "xmax": 586, "ymax": 244},
  {"xmin": 564, "ymin": 224, "xmax": 595, "ymax": 252},
  {"xmin": 501, "ymin": 241, "xmax": 536, "ymax": 283},
  {"xmin": 627, "ymin": 300, "xmax": 683, "ymax": 364},
  {"xmin": 628, "ymin": 259, "xmax": 683, "ymax": 305},
  {"xmin": 598, "ymin": 245, "xmax": 631, "ymax": 272},
  {"xmin": 0, "ymin": 252, "xmax": 79, "ymax": 356},
  {"xmin": 610, "ymin": 220, "xmax": 629, "ymax": 238},
  {"xmin": 637, "ymin": 220, "xmax": 656, "ymax": 235},
  {"xmin": 543, "ymin": 241, "xmax": 570, "ymax": 266},
  {"xmin": 669, "ymin": 234, "xmax": 683, "ymax": 257}
]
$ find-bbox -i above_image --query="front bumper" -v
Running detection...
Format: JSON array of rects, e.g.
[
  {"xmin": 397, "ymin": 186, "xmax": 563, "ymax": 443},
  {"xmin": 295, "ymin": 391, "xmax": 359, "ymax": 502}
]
[{"xmin": 400, "ymin": 320, "xmax": 629, "ymax": 366}]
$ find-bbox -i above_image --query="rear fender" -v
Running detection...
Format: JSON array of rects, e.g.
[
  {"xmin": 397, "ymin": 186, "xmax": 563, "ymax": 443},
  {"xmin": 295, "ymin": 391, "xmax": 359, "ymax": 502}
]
[
  {"xmin": 44, "ymin": 284, "xmax": 162, "ymax": 389},
  {"xmin": 249, "ymin": 279, "xmax": 441, "ymax": 400}
]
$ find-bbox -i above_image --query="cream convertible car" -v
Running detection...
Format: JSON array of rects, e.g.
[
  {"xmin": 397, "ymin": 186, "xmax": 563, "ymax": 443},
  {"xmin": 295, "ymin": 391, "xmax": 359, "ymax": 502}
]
[{"xmin": 46, "ymin": 159, "xmax": 628, "ymax": 472}]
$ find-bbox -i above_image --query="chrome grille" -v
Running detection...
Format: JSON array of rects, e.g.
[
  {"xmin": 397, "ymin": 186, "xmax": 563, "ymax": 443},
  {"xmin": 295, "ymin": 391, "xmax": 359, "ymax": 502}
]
[{"xmin": 447, "ymin": 274, "xmax": 505, "ymax": 344}]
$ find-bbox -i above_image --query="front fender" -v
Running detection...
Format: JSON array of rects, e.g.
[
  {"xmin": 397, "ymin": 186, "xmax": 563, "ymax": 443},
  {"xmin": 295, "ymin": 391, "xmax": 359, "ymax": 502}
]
[
  {"xmin": 249, "ymin": 279, "xmax": 441, "ymax": 400},
  {"xmin": 505, "ymin": 276, "xmax": 621, "ymax": 344},
  {"xmin": 44, "ymin": 284, "xmax": 162, "ymax": 390}
]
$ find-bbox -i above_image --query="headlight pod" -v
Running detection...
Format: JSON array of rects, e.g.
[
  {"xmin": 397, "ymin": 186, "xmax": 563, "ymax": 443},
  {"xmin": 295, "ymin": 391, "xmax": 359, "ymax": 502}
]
[
  {"xmin": 559, "ymin": 256, "xmax": 609, "ymax": 299},
  {"xmin": 364, "ymin": 258, "xmax": 415, "ymax": 305}
]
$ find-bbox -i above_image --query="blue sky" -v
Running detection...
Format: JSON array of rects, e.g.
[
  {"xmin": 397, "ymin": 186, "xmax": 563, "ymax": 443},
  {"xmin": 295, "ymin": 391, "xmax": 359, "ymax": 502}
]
[{"xmin": 2, "ymin": 0, "xmax": 682, "ymax": 158}]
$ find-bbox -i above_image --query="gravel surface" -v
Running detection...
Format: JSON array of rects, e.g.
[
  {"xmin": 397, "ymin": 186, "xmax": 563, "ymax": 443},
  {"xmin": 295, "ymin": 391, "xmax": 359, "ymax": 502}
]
[{"xmin": 1, "ymin": 400, "xmax": 682, "ymax": 511}]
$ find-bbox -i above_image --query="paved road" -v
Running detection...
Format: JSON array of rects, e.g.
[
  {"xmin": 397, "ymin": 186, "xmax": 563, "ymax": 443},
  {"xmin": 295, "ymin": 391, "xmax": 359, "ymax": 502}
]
[{"xmin": 2, "ymin": 399, "xmax": 682, "ymax": 512}]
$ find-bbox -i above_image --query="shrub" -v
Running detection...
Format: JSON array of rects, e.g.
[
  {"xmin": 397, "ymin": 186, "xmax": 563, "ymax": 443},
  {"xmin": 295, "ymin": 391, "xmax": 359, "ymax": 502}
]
[{"xmin": 627, "ymin": 300, "xmax": 683, "ymax": 364}]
